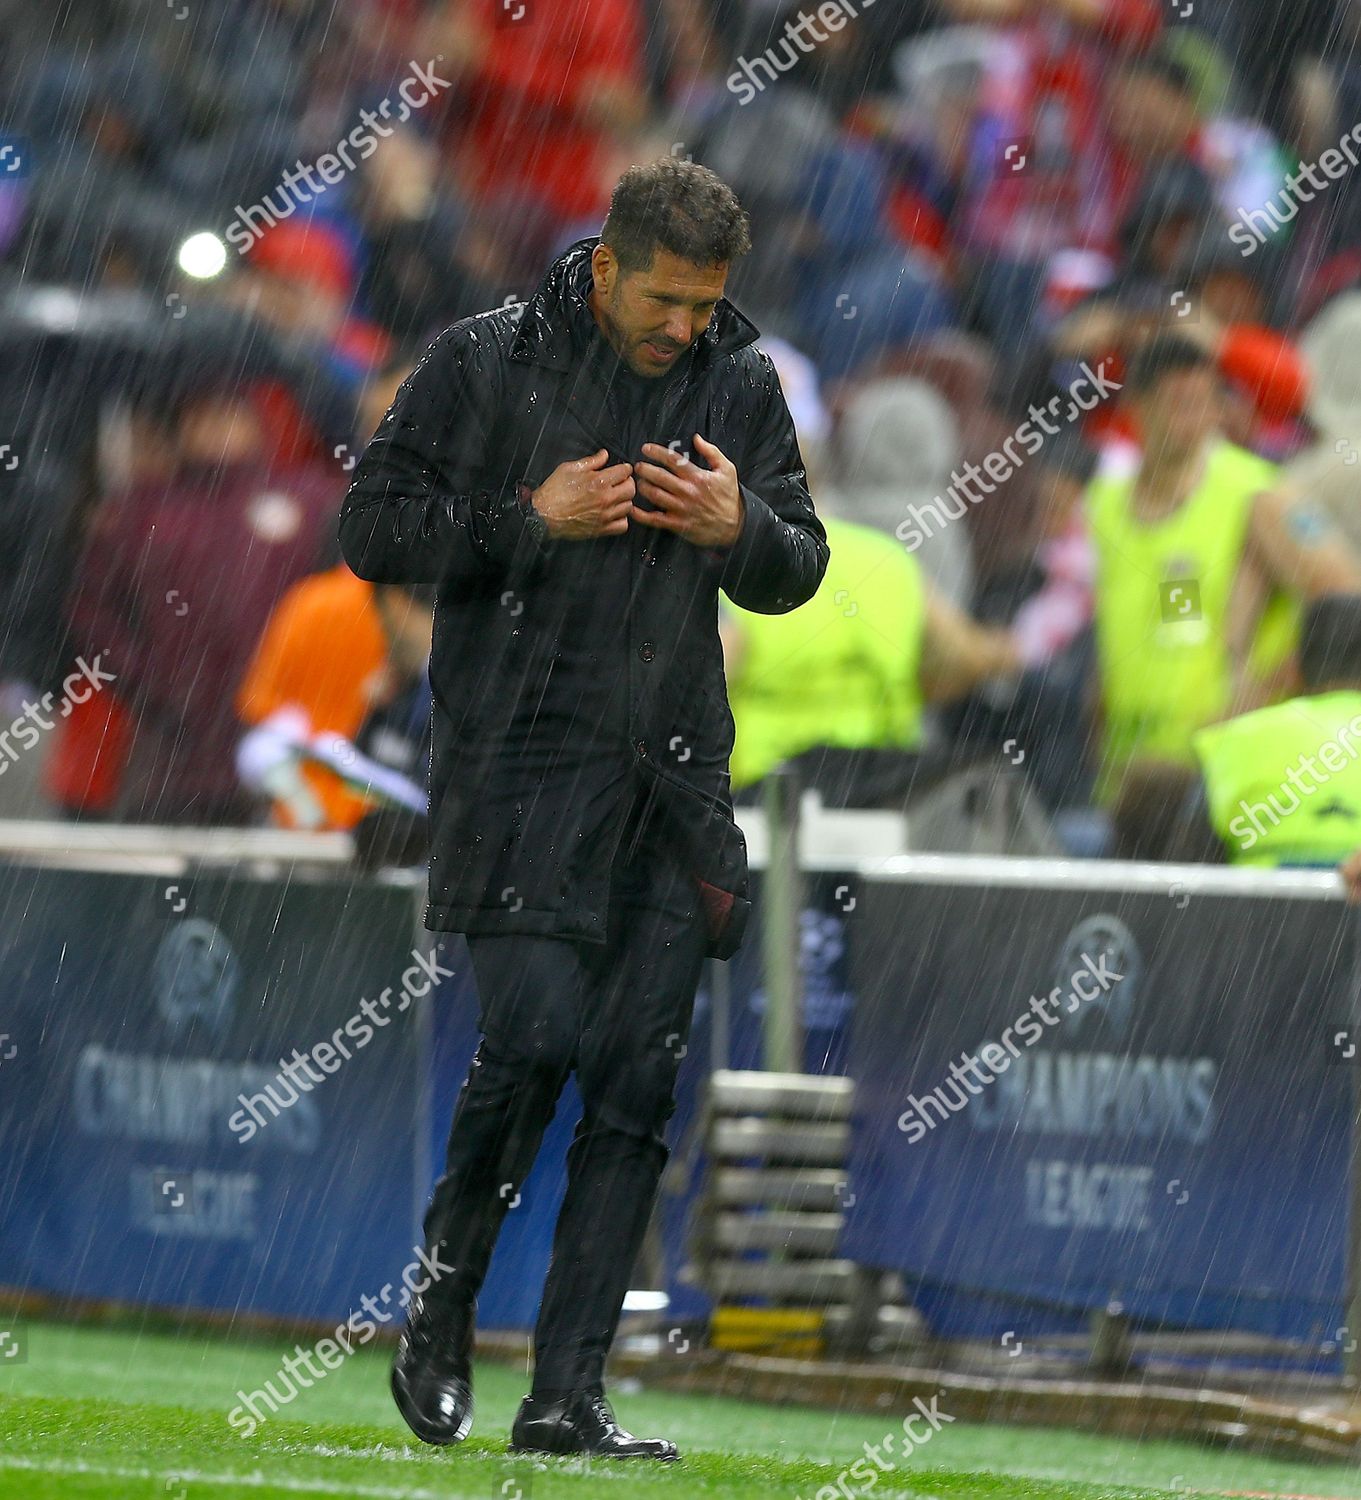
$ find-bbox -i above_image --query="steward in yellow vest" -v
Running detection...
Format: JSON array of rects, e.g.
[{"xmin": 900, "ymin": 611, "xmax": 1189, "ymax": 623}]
[
  {"xmin": 1194, "ymin": 594, "xmax": 1361, "ymax": 865},
  {"xmin": 1090, "ymin": 440, "xmax": 1273, "ymax": 776},
  {"xmin": 724, "ymin": 515, "xmax": 1021, "ymax": 791},
  {"xmin": 1088, "ymin": 334, "xmax": 1361, "ymax": 813}
]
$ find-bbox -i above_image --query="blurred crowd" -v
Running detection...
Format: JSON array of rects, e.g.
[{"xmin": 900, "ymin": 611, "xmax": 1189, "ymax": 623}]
[{"xmin": 5, "ymin": 0, "xmax": 1361, "ymax": 862}]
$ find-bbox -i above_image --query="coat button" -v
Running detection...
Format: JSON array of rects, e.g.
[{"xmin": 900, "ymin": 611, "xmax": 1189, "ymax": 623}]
[
  {"xmin": 634, "ymin": 738, "xmax": 648, "ymax": 757},
  {"xmin": 639, "ymin": 642, "xmax": 655, "ymax": 662}
]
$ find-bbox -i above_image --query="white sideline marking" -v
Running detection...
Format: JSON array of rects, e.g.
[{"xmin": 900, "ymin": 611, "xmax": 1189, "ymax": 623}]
[
  {"xmin": 0, "ymin": 1454, "xmax": 458, "ymax": 1497},
  {"xmin": 0, "ymin": 1450, "xmax": 640, "ymax": 1492}
]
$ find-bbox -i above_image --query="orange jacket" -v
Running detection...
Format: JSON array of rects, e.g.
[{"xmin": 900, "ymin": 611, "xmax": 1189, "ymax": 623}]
[{"xmin": 236, "ymin": 566, "xmax": 389, "ymax": 829}]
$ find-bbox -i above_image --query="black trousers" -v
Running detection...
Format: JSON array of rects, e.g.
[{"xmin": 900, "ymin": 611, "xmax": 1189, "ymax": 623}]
[{"xmin": 420, "ymin": 778, "xmax": 708, "ymax": 1393}]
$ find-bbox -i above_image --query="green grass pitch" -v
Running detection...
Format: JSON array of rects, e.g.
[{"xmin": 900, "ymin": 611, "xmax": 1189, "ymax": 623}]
[{"xmin": 3, "ymin": 1319, "xmax": 1361, "ymax": 1499}]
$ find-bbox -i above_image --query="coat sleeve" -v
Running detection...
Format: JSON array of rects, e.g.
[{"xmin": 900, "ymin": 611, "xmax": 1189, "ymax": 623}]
[
  {"xmin": 338, "ymin": 324, "xmax": 548, "ymax": 586},
  {"xmin": 718, "ymin": 354, "xmax": 829, "ymax": 614}
]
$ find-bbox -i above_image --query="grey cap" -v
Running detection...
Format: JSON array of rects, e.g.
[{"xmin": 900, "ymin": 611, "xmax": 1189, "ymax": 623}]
[{"xmin": 1302, "ymin": 291, "xmax": 1361, "ymax": 439}]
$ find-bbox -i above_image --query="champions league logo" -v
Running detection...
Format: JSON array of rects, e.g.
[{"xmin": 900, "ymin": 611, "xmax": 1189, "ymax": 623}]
[
  {"xmin": 153, "ymin": 918, "xmax": 241, "ymax": 1043},
  {"xmin": 747, "ymin": 906, "xmax": 854, "ymax": 1032},
  {"xmin": 799, "ymin": 909, "xmax": 854, "ymax": 1030},
  {"xmin": 965, "ymin": 908, "xmax": 1215, "ymax": 1149},
  {"xmin": 1056, "ymin": 913, "xmax": 1141, "ymax": 1046}
]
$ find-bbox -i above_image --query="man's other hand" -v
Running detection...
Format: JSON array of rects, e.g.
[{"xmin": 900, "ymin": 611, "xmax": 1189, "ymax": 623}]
[
  {"xmin": 633, "ymin": 435, "xmax": 744, "ymax": 548},
  {"xmin": 1341, "ymin": 850, "xmax": 1361, "ymax": 903},
  {"xmin": 532, "ymin": 449, "xmax": 636, "ymax": 539}
]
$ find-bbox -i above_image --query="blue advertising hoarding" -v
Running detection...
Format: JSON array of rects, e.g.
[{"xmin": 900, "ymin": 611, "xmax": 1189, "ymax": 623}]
[
  {"xmin": 841, "ymin": 870, "xmax": 1356, "ymax": 1343},
  {"xmin": 0, "ymin": 865, "xmax": 429, "ymax": 1324},
  {"xmin": 7, "ymin": 851, "xmax": 1350, "ymax": 1350}
]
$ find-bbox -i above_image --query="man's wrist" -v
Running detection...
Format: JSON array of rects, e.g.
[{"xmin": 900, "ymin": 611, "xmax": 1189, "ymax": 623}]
[
  {"xmin": 710, "ymin": 488, "xmax": 746, "ymax": 550},
  {"xmin": 515, "ymin": 480, "xmax": 550, "ymax": 546},
  {"xmin": 729, "ymin": 489, "xmax": 747, "ymax": 545}
]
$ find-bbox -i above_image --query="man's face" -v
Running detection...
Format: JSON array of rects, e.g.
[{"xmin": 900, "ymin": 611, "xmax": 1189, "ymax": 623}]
[
  {"xmin": 589, "ymin": 245, "xmax": 727, "ymax": 378},
  {"xmin": 1035, "ymin": 471, "xmax": 1087, "ymax": 540},
  {"xmin": 1106, "ymin": 69, "xmax": 1197, "ymax": 159},
  {"xmin": 1137, "ymin": 366, "xmax": 1221, "ymax": 455},
  {"xmin": 178, "ymin": 394, "xmax": 265, "ymax": 468}
]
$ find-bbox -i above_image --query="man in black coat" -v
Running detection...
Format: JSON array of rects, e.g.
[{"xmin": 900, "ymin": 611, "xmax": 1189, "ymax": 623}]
[{"xmin": 338, "ymin": 157, "xmax": 828, "ymax": 1461}]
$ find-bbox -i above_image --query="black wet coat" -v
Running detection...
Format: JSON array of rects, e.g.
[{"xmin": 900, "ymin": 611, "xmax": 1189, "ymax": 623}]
[{"xmin": 338, "ymin": 237, "xmax": 828, "ymax": 958}]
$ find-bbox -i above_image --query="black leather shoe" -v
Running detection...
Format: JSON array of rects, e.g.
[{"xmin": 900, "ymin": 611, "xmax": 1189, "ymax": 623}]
[
  {"xmin": 509, "ymin": 1389, "xmax": 680, "ymax": 1460},
  {"xmin": 390, "ymin": 1291, "xmax": 474, "ymax": 1445}
]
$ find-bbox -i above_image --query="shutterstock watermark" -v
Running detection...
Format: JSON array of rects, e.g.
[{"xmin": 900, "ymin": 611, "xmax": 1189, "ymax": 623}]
[
  {"xmin": 1231, "ymin": 119, "xmax": 1361, "ymax": 257},
  {"xmin": 727, "ymin": 0, "xmax": 878, "ymax": 104},
  {"xmin": 895, "ymin": 361, "xmax": 1120, "ymax": 553},
  {"xmin": 1228, "ymin": 710, "xmax": 1361, "ymax": 852},
  {"xmin": 227, "ymin": 1242, "xmax": 454, "ymax": 1437},
  {"xmin": 224, "ymin": 59, "xmax": 452, "ymax": 254},
  {"xmin": 897, "ymin": 952, "xmax": 1124, "ymax": 1143},
  {"xmin": 228, "ymin": 947, "xmax": 452, "ymax": 1143},
  {"xmin": 0, "ymin": 654, "xmax": 115, "ymax": 775},
  {"xmin": 797, "ymin": 1395, "xmax": 955, "ymax": 1500}
]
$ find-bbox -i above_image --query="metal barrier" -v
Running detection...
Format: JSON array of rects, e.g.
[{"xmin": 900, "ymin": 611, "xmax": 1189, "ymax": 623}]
[{"xmin": 689, "ymin": 1070, "xmax": 854, "ymax": 1298}]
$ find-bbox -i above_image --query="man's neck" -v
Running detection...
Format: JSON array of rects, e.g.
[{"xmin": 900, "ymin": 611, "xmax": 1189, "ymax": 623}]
[{"xmin": 1133, "ymin": 437, "xmax": 1212, "ymax": 519}]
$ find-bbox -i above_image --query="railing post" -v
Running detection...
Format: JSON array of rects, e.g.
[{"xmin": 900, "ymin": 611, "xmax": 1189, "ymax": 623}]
[
  {"xmin": 707, "ymin": 957, "xmax": 730, "ymax": 1074},
  {"xmin": 761, "ymin": 765, "xmax": 803, "ymax": 1075}
]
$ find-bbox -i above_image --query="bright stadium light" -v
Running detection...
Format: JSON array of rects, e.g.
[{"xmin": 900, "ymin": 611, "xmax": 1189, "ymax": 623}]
[{"xmin": 177, "ymin": 232, "xmax": 228, "ymax": 279}]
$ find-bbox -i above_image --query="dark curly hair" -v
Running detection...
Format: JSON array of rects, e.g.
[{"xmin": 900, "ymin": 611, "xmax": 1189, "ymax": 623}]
[{"xmin": 600, "ymin": 157, "xmax": 752, "ymax": 272}]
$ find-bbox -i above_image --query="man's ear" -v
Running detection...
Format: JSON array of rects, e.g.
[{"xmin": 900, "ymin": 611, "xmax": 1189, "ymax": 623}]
[{"xmin": 591, "ymin": 243, "xmax": 616, "ymax": 296}]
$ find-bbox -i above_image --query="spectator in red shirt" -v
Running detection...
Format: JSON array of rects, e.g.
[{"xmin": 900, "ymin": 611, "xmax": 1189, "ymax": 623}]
[
  {"xmin": 63, "ymin": 373, "xmax": 341, "ymax": 824},
  {"xmin": 424, "ymin": 0, "xmax": 648, "ymax": 265},
  {"xmin": 946, "ymin": 0, "xmax": 1163, "ymax": 349}
]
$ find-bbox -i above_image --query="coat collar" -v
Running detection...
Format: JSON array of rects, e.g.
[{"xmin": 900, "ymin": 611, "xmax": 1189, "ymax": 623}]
[{"xmin": 508, "ymin": 236, "xmax": 761, "ymax": 371}]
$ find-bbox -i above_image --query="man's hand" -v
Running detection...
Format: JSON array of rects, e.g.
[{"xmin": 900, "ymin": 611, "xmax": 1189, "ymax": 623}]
[
  {"xmin": 1341, "ymin": 850, "xmax": 1361, "ymax": 904},
  {"xmin": 532, "ymin": 449, "xmax": 636, "ymax": 540},
  {"xmin": 633, "ymin": 435, "xmax": 745, "ymax": 548}
]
